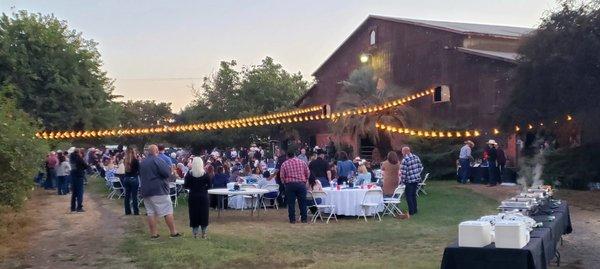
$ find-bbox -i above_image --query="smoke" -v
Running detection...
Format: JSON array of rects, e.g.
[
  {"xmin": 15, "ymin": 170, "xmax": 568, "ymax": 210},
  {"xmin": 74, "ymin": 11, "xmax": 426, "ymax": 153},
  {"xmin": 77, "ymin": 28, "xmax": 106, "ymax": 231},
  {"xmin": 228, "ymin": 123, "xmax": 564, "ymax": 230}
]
[{"xmin": 517, "ymin": 139, "xmax": 547, "ymax": 190}]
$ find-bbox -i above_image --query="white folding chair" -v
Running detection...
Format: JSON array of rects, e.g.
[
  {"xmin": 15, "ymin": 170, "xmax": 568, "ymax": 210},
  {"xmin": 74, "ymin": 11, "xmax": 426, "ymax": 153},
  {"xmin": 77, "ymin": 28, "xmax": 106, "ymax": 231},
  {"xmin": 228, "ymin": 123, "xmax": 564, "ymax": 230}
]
[
  {"xmin": 358, "ymin": 189, "xmax": 383, "ymax": 222},
  {"xmin": 261, "ymin": 184, "xmax": 280, "ymax": 210},
  {"xmin": 383, "ymin": 185, "xmax": 405, "ymax": 217},
  {"xmin": 307, "ymin": 191, "xmax": 337, "ymax": 223},
  {"xmin": 417, "ymin": 173, "xmax": 430, "ymax": 197},
  {"xmin": 107, "ymin": 177, "xmax": 124, "ymax": 199}
]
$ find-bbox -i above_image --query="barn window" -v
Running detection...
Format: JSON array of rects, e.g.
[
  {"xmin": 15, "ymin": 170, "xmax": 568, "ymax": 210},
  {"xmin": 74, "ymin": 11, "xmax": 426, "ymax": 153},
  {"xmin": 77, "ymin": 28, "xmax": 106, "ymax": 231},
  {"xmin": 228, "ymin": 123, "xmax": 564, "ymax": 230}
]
[
  {"xmin": 370, "ymin": 30, "xmax": 376, "ymax": 45},
  {"xmin": 433, "ymin": 85, "xmax": 451, "ymax": 103}
]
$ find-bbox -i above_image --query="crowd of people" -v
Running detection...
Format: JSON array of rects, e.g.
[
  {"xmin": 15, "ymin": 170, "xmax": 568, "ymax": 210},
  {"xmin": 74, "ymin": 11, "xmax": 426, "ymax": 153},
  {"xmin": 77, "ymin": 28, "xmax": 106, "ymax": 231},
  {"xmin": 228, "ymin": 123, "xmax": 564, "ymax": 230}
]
[
  {"xmin": 457, "ymin": 139, "xmax": 507, "ymax": 186},
  {"xmin": 40, "ymin": 140, "xmax": 425, "ymax": 238}
]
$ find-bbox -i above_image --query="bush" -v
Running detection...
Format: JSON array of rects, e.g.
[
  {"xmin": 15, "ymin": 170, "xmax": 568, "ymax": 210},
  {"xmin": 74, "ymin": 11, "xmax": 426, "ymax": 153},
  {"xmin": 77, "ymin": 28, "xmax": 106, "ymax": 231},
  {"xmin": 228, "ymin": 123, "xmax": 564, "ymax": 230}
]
[
  {"xmin": 406, "ymin": 137, "xmax": 462, "ymax": 179},
  {"xmin": 543, "ymin": 145, "xmax": 600, "ymax": 190},
  {"xmin": 0, "ymin": 97, "xmax": 49, "ymax": 209}
]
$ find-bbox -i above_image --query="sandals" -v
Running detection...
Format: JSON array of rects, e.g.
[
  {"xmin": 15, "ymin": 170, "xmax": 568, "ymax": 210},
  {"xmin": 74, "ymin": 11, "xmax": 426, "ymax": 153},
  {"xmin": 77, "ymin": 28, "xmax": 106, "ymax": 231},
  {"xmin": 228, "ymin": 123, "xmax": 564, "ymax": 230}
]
[
  {"xmin": 150, "ymin": 234, "xmax": 160, "ymax": 240},
  {"xmin": 169, "ymin": 233, "xmax": 183, "ymax": 238}
]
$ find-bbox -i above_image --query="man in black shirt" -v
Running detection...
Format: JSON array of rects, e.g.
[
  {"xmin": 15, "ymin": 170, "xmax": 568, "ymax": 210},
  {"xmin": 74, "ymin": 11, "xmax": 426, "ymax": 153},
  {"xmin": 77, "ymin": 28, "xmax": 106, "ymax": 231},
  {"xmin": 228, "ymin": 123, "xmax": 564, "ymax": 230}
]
[
  {"xmin": 486, "ymin": 140, "xmax": 499, "ymax": 187},
  {"xmin": 309, "ymin": 150, "xmax": 330, "ymax": 187}
]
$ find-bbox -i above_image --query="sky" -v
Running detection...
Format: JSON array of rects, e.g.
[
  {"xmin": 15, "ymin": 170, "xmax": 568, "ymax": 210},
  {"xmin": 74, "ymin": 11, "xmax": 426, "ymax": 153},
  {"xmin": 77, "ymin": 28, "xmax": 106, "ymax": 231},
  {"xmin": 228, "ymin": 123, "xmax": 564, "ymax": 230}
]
[{"xmin": 1, "ymin": 0, "xmax": 561, "ymax": 111}]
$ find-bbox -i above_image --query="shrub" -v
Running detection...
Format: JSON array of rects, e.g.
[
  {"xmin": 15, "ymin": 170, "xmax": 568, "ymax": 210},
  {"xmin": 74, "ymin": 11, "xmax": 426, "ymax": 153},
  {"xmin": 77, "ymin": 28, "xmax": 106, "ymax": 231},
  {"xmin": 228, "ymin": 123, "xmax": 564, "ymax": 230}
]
[
  {"xmin": 543, "ymin": 145, "xmax": 600, "ymax": 190},
  {"xmin": 406, "ymin": 137, "xmax": 462, "ymax": 179},
  {"xmin": 0, "ymin": 97, "xmax": 49, "ymax": 209}
]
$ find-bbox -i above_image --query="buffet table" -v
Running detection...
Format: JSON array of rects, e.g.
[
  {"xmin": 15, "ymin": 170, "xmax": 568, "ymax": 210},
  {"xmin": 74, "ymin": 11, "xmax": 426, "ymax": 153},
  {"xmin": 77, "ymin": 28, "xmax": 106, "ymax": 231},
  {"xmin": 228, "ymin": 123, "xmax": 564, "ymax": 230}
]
[
  {"xmin": 322, "ymin": 187, "xmax": 384, "ymax": 216},
  {"xmin": 441, "ymin": 202, "xmax": 572, "ymax": 269}
]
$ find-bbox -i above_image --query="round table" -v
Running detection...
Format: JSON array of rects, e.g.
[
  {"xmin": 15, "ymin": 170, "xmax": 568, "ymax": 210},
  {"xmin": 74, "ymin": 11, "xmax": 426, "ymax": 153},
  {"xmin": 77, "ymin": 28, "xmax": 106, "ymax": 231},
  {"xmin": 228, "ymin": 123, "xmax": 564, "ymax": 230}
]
[
  {"xmin": 208, "ymin": 188, "xmax": 270, "ymax": 217},
  {"xmin": 322, "ymin": 187, "xmax": 384, "ymax": 216}
]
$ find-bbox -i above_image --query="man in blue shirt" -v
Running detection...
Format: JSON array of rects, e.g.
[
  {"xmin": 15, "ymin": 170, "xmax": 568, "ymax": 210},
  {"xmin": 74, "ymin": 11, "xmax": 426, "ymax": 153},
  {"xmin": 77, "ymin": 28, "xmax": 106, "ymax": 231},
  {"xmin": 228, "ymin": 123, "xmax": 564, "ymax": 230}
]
[
  {"xmin": 458, "ymin": 140, "xmax": 474, "ymax": 184},
  {"xmin": 400, "ymin": 146, "xmax": 423, "ymax": 216},
  {"xmin": 157, "ymin": 144, "xmax": 173, "ymax": 167}
]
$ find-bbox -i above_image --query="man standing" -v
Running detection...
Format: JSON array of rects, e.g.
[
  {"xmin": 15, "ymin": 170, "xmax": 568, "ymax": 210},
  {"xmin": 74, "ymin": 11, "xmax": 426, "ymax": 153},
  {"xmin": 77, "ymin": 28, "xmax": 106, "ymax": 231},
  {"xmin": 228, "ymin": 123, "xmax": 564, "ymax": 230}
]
[
  {"xmin": 279, "ymin": 151, "xmax": 310, "ymax": 223},
  {"xmin": 496, "ymin": 143, "xmax": 507, "ymax": 183},
  {"xmin": 45, "ymin": 151, "xmax": 59, "ymax": 190},
  {"xmin": 157, "ymin": 144, "xmax": 173, "ymax": 167},
  {"xmin": 400, "ymin": 146, "xmax": 423, "ymax": 216},
  {"xmin": 274, "ymin": 149, "xmax": 287, "ymax": 207},
  {"xmin": 458, "ymin": 140, "xmax": 474, "ymax": 184},
  {"xmin": 140, "ymin": 145, "xmax": 181, "ymax": 239},
  {"xmin": 297, "ymin": 148, "xmax": 309, "ymax": 164},
  {"xmin": 326, "ymin": 137, "xmax": 336, "ymax": 161},
  {"xmin": 486, "ymin": 140, "xmax": 499, "ymax": 187},
  {"xmin": 309, "ymin": 150, "xmax": 330, "ymax": 187}
]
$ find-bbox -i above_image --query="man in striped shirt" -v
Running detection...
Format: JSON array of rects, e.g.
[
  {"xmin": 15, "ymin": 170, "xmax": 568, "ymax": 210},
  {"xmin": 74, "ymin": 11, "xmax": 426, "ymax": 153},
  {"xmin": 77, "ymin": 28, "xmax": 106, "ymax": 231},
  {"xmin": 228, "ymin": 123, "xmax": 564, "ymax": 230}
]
[{"xmin": 280, "ymin": 151, "xmax": 310, "ymax": 223}]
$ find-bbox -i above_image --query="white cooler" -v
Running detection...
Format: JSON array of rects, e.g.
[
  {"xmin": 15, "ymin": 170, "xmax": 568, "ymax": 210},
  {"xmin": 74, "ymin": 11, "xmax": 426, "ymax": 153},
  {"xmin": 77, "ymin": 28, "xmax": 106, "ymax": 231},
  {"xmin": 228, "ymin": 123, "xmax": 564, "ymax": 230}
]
[
  {"xmin": 495, "ymin": 221, "xmax": 530, "ymax": 249},
  {"xmin": 458, "ymin": 221, "xmax": 493, "ymax": 247}
]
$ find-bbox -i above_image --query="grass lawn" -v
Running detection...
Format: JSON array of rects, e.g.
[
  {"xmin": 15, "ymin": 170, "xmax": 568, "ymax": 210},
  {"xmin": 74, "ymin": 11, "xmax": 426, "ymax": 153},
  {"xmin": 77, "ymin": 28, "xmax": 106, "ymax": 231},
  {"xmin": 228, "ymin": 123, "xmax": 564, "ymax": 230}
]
[{"xmin": 93, "ymin": 179, "xmax": 498, "ymax": 269}]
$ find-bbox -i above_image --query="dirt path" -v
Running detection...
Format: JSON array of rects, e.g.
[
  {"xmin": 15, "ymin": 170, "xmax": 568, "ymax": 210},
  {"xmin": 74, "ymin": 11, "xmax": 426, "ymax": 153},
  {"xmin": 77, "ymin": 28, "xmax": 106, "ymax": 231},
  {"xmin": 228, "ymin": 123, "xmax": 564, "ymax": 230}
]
[
  {"xmin": 457, "ymin": 184, "xmax": 600, "ymax": 269},
  {"xmin": 0, "ymin": 186, "xmax": 136, "ymax": 269}
]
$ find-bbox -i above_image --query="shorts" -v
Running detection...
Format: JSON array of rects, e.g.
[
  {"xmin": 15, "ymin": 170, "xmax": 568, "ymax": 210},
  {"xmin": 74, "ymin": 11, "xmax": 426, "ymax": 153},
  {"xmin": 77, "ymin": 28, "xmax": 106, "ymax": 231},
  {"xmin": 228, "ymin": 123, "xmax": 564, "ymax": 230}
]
[{"xmin": 143, "ymin": 195, "xmax": 173, "ymax": 217}]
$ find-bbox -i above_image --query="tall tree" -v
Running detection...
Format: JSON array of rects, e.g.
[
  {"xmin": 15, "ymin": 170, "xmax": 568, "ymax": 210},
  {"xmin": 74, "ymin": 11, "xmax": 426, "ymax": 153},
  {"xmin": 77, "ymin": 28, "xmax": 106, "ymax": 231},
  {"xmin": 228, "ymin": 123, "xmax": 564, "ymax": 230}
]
[
  {"xmin": 174, "ymin": 57, "xmax": 308, "ymax": 148},
  {"xmin": 500, "ymin": 2, "xmax": 600, "ymax": 145},
  {"xmin": 0, "ymin": 11, "xmax": 119, "ymax": 131},
  {"xmin": 116, "ymin": 100, "xmax": 174, "ymax": 149},
  {"xmin": 331, "ymin": 67, "xmax": 415, "ymax": 156}
]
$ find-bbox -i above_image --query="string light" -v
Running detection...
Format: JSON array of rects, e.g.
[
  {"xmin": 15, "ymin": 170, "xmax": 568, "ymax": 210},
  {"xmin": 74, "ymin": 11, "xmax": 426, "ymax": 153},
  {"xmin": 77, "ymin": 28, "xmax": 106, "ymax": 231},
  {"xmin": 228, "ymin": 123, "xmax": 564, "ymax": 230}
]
[{"xmin": 376, "ymin": 123, "xmax": 481, "ymax": 139}]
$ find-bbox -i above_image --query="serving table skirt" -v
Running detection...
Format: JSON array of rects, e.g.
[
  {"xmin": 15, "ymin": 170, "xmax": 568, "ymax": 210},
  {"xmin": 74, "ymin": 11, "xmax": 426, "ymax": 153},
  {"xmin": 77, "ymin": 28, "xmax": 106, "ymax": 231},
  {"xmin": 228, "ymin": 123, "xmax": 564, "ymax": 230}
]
[
  {"xmin": 441, "ymin": 202, "xmax": 572, "ymax": 269},
  {"xmin": 322, "ymin": 187, "xmax": 384, "ymax": 216}
]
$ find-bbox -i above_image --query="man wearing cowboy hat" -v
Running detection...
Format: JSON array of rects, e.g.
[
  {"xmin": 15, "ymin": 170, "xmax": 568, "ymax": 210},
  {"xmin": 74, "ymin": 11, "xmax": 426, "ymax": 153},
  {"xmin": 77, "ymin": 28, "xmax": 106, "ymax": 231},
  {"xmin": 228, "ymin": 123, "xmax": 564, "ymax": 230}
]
[
  {"xmin": 458, "ymin": 140, "xmax": 474, "ymax": 184},
  {"xmin": 486, "ymin": 139, "xmax": 499, "ymax": 187}
]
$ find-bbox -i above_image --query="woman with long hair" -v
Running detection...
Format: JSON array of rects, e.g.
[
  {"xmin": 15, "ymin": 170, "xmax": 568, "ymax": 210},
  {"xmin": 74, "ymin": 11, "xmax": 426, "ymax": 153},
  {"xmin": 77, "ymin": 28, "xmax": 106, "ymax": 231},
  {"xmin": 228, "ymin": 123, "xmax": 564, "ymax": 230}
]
[
  {"xmin": 381, "ymin": 151, "xmax": 400, "ymax": 197},
  {"xmin": 184, "ymin": 157, "xmax": 211, "ymax": 238},
  {"xmin": 123, "ymin": 147, "xmax": 140, "ymax": 215}
]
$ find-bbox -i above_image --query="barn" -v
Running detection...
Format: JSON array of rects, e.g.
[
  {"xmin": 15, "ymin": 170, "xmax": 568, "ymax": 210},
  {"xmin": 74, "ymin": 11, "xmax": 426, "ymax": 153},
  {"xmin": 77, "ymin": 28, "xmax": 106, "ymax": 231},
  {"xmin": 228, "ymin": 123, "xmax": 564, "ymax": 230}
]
[{"xmin": 295, "ymin": 15, "xmax": 533, "ymax": 164}]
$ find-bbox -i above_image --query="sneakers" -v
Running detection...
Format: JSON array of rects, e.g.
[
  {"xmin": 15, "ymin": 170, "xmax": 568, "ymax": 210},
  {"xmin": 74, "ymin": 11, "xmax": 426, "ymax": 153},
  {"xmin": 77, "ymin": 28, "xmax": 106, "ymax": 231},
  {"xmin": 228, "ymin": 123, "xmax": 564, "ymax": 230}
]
[
  {"xmin": 76, "ymin": 209, "xmax": 85, "ymax": 213},
  {"xmin": 150, "ymin": 234, "xmax": 160, "ymax": 240}
]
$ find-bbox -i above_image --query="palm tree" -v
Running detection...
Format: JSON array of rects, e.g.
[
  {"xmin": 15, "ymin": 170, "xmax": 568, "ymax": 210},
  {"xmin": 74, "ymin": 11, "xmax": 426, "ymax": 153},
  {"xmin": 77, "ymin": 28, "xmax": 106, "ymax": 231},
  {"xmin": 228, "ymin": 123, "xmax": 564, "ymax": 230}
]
[{"xmin": 330, "ymin": 67, "xmax": 417, "ymax": 158}]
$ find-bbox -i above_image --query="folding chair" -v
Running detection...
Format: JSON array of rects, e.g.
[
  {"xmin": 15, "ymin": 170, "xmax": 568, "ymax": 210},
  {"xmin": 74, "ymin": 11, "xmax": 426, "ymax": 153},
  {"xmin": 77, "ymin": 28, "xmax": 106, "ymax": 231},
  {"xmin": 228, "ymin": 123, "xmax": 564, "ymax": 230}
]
[
  {"xmin": 107, "ymin": 177, "xmax": 124, "ymax": 199},
  {"xmin": 307, "ymin": 191, "xmax": 337, "ymax": 223},
  {"xmin": 358, "ymin": 189, "xmax": 383, "ymax": 222},
  {"xmin": 261, "ymin": 184, "xmax": 280, "ymax": 210},
  {"xmin": 383, "ymin": 185, "xmax": 405, "ymax": 217},
  {"xmin": 417, "ymin": 173, "xmax": 430, "ymax": 197},
  {"xmin": 169, "ymin": 186, "xmax": 179, "ymax": 208}
]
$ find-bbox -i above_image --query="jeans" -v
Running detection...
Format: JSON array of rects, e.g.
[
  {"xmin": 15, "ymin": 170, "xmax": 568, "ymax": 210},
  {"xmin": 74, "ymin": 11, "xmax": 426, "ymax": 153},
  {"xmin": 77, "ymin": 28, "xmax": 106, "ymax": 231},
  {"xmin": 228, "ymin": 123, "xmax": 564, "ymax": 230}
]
[
  {"xmin": 71, "ymin": 176, "xmax": 85, "ymax": 211},
  {"xmin": 458, "ymin": 158, "xmax": 471, "ymax": 184},
  {"xmin": 498, "ymin": 164, "xmax": 505, "ymax": 183},
  {"xmin": 488, "ymin": 163, "xmax": 499, "ymax": 185},
  {"xmin": 57, "ymin": 176, "xmax": 68, "ymax": 195},
  {"xmin": 405, "ymin": 182, "xmax": 418, "ymax": 215},
  {"xmin": 45, "ymin": 168, "xmax": 56, "ymax": 189},
  {"xmin": 316, "ymin": 177, "xmax": 330, "ymax": 188},
  {"xmin": 122, "ymin": 176, "xmax": 140, "ymax": 215},
  {"xmin": 285, "ymin": 182, "xmax": 308, "ymax": 223}
]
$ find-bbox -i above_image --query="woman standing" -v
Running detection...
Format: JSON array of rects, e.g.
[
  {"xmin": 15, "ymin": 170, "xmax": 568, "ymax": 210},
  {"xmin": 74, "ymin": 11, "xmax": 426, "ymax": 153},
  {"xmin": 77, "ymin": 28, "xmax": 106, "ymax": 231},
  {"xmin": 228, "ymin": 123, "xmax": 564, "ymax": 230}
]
[
  {"xmin": 56, "ymin": 153, "xmax": 71, "ymax": 195},
  {"xmin": 184, "ymin": 157, "xmax": 211, "ymax": 238},
  {"xmin": 123, "ymin": 148, "xmax": 140, "ymax": 215},
  {"xmin": 70, "ymin": 149, "xmax": 89, "ymax": 212},
  {"xmin": 381, "ymin": 151, "xmax": 400, "ymax": 197}
]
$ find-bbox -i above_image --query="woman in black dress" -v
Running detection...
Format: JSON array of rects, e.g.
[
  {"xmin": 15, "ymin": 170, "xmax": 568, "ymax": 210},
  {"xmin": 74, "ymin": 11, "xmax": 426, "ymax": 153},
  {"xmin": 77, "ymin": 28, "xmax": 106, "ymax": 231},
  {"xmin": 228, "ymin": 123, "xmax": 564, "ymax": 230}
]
[{"xmin": 184, "ymin": 157, "xmax": 211, "ymax": 238}]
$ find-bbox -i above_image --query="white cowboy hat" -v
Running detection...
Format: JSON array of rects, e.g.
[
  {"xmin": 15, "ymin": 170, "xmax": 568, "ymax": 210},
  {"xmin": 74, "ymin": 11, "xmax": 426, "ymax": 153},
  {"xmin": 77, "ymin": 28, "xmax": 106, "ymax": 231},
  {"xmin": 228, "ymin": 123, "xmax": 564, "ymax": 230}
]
[
  {"xmin": 67, "ymin": 147, "xmax": 76, "ymax": 154},
  {"xmin": 486, "ymin": 139, "xmax": 498, "ymax": 145}
]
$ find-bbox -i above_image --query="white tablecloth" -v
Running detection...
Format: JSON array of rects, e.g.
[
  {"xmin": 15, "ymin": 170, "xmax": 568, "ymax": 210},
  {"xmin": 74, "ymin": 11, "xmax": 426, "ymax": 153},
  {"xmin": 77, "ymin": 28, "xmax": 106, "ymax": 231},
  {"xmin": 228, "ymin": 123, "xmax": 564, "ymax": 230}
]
[
  {"xmin": 322, "ymin": 187, "xmax": 384, "ymax": 216},
  {"xmin": 220, "ymin": 184, "xmax": 261, "ymax": 209}
]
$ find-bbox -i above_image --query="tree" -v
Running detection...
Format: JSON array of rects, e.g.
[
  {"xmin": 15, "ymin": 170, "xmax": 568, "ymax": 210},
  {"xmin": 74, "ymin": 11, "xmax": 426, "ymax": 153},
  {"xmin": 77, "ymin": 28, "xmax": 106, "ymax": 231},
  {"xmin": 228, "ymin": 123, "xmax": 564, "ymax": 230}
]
[
  {"xmin": 174, "ymin": 57, "xmax": 309, "ymax": 148},
  {"xmin": 500, "ymin": 2, "xmax": 600, "ymax": 145},
  {"xmin": 0, "ymin": 94, "xmax": 49, "ymax": 209},
  {"xmin": 0, "ymin": 11, "xmax": 119, "ymax": 131},
  {"xmin": 116, "ymin": 100, "xmax": 174, "ymax": 149},
  {"xmin": 330, "ymin": 67, "xmax": 415, "ymax": 156}
]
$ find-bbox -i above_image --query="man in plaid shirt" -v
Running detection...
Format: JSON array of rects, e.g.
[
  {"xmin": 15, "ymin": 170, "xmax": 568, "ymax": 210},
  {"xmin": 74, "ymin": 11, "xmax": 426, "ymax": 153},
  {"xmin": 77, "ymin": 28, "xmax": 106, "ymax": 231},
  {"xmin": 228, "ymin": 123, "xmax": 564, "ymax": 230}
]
[
  {"xmin": 280, "ymin": 150, "xmax": 310, "ymax": 223},
  {"xmin": 400, "ymin": 146, "xmax": 423, "ymax": 215}
]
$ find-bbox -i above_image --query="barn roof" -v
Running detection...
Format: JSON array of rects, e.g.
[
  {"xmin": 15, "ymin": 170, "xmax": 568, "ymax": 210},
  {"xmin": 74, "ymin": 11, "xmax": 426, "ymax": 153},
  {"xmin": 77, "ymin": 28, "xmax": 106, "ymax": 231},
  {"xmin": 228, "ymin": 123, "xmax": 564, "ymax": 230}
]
[
  {"xmin": 372, "ymin": 16, "xmax": 533, "ymax": 38},
  {"xmin": 456, "ymin": 47, "xmax": 520, "ymax": 63}
]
